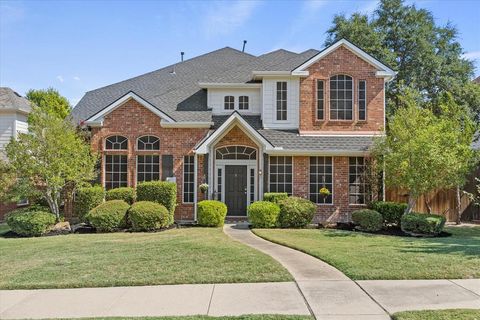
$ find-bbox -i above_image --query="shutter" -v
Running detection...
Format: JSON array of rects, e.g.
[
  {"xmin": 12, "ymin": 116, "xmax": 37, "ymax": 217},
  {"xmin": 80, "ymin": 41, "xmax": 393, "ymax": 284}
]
[
  {"xmin": 203, "ymin": 154, "xmax": 209, "ymax": 184},
  {"xmin": 263, "ymin": 153, "xmax": 269, "ymax": 195},
  {"xmin": 162, "ymin": 155, "xmax": 173, "ymax": 180}
]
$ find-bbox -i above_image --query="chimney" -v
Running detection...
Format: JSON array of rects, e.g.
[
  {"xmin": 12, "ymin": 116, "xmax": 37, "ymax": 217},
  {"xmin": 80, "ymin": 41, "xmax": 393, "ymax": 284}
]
[{"xmin": 242, "ymin": 40, "xmax": 247, "ymax": 52}]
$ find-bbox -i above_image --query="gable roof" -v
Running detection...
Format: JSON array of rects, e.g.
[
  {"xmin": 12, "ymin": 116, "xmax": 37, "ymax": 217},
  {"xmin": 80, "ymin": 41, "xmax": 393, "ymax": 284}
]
[{"xmin": 0, "ymin": 87, "xmax": 31, "ymax": 114}]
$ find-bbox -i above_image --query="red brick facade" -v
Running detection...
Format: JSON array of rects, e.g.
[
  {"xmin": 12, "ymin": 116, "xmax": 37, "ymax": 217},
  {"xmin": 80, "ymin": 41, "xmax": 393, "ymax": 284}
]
[{"xmin": 0, "ymin": 202, "xmax": 19, "ymax": 221}]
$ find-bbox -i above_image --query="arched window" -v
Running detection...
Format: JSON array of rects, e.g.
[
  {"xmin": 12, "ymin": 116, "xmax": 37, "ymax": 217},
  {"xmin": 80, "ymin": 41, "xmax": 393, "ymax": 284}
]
[
  {"xmin": 215, "ymin": 146, "xmax": 257, "ymax": 160},
  {"xmin": 239, "ymin": 96, "xmax": 249, "ymax": 110},
  {"xmin": 330, "ymin": 75, "xmax": 353, "ymax": 120},
  {"xmin": 137, "ymin": 136, "xmax": 160, "ymax": 150},
  {"xmin": 105, "ymin": 135, "xmax": 128, "ymax": 150},
  {"xmin": 224, "ymin": 96, "xmax": 234, "ymax": 110}
]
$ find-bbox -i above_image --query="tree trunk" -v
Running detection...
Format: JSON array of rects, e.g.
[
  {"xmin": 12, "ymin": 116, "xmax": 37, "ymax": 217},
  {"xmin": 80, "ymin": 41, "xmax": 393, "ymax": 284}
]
[
  {"xmin": 405, "ymin": 194, "xmax": 416, "ymax": 215},
  {"xmin": 44, "ymin": 189, "xmax": 60, "ymax": 222},
  {"xmin": 456, "ymin": 186, "xmax": 461, "ymax": 225},
  {"xmin": 424, "ymin": 197, "xmax": 432, "ymax": 214}
]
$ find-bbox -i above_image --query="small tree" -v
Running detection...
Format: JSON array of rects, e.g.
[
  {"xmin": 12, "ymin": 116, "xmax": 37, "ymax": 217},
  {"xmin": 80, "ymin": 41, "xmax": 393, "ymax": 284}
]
[
  {"xmin": 5, "ymin": 107, "xmax": 97, "ymax": 221},
  {"xmin": 373, "ymin": 92, "xmax": 476, "ymax": 214},
  {"xmin": 26, "ymin": 88, "xmax": 70, "ymax": 124}
]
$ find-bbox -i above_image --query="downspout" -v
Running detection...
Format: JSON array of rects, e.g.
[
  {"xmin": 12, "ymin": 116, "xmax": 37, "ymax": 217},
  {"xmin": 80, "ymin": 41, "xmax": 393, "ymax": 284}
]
[{"xmin": 194, "ymin": 153, "xmax": 198, "ymax": 222}]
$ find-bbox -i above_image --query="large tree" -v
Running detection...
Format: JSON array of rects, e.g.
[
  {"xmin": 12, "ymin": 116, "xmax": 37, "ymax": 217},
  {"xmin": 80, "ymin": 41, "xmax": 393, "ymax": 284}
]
[
  {"xmin": 5, "ymin": 107, "xmax": 97, "ymax": 220},
  {"xmin": 326, "ymin": 0, "xmax": 478, "ymax": 119},
  {"xmin": 26, "ymin": 88, "xmax": 70, "ymax": 124}
]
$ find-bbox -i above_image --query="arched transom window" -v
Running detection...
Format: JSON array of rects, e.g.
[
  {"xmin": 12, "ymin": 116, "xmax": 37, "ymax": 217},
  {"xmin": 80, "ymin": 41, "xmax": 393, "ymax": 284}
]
[
  {"xmin": 137, "ymin": 135, "xmax": 160, "ymax": 150},
  {"xmin": 216, "ymin": 146, "xmax": 257, "ymax": 160},
  {"xmin": 330, "ymin": 74, "xmax": 353, "ymax": 120},
  {"xmin": 105, "ymin": 135, "xmax": 128, "ymax": 150}
]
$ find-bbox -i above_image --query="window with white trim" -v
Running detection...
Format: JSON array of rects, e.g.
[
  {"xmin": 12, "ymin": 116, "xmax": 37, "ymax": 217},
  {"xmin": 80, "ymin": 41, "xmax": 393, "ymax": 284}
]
[
  {"xmin": 137, "ymin": 135, "xmax": 160, "ymax": 150},
  {"xmin": 105, "ymin": 155, "xmax": 128, "ymax": 190},
  {"xmin": 309, "ymin": 156, "xmax": 333, "ymax": 204},
  {"xmin": 137, "ymin": 155, "xmax": 160, "ymax": 182},
  {"xmin": 330, "ymin": 75, "xmax": 353, "ymax": 120},
  {"xmin": 224, "ymin": 96, "xmax": 234, "ymax": 110},
  {"xmin": 239, "ymin": 96, "xmax": 249, "ymax": 110},
  {"xmin": 349, "ymin": 157, "xmax": 368, "ymax": 204},
  {"xmin": 358, "ymin": 80, "xmax": 366, "ymax": 121},
  {"xmin": 183, "ymin": 156, "xmax": 194, "ymax": 203},
  {"xmin": 216, "ymin": 167, "xmax": 222, "ymax": 201},
  {"xmin": 276, "ymin": 81, "xmax": 287, "ymax": 120},
  {"xmin": 317, "ymin": 80, "xmax": 325, "ymax": 120},
  {"xmin": 105, "ymin": 136, "xmax": 128, "ymax": 150},
  {"xmin": 269, "ymin": 156, "xmax": 292, "ymax": 195}
]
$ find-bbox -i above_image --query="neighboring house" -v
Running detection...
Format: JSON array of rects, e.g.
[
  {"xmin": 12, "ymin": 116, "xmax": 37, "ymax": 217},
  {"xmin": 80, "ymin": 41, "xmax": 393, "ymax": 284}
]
[
  {"xmin": 0, "ymin": 87, "xmax": 31, "ymax": 220},
  {"xmin": 72, "ymin": 39, "xmax": 396, "ymax": 223}
]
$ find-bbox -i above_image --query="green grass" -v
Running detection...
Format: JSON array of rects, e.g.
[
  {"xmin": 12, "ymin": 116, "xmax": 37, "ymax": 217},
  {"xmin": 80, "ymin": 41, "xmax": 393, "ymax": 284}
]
[
  {"xmin": 392, "ymin": 309, "xmax": 480, "ymax": 320},
  {"xmin": 253, "ymin": 226, "xmax": 480, "ymax": 280},
  {"xmin": 0, "ymin": 226, "xmax": 292, "ymax": 289}
]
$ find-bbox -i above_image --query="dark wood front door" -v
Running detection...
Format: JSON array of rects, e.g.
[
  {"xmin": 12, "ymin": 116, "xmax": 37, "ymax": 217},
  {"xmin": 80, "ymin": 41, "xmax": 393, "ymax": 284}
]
[{"xmin": 225, "ymin": 165, "xmax": 247, "ymax": 216}]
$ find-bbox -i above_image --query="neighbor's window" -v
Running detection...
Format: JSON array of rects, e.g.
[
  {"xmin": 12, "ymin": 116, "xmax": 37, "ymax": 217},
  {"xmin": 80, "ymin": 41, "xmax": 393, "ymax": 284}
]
[
  {"xmin": 358, "ymin": 80, "xmax": 367, "ymax": 121},
  {"xmin": 349, "ymin": 157, "xmax": 368, "ymax": 205},
  {"xmin": 137, "ymin": 135, "xmax": 160, "ymax": 150},
  {"xmin": 104, "ymin": 155, "xmax": 128, "ymax": 190},
  {"xmin": 269, "ymin": 156, "xmax": 292, "ymax": 195},
  {"xmin": 224, "ymin": 96, "xmax": 234, "ymax": 110},
  {"xmin": 183, "ymin": 155, "xmax": 194, "ymax": 203},
  {"xmin": 317, "ymin": 80, "xmax": 325, "ymax": 120},
  {"xmin": 239, "ymin": 96, "xmax": 249, "ymax": 110},
  {"xmin": 276, "ymin": 81, "xmax": 287, "ymax": 120},
  {"xmin": 137, "ymin": 155, "xmax": 160, "ymax": 183},
  {"xmin": 309, "ymin": 156, "xmax": 333, "ymax": 204},
  {"xmin": 105, "ymin": 135, "xmax": 128, "ymax": 150},
  {"xmin": 330, "ymin": 75, "xmax": 353, "ymax": 120}
]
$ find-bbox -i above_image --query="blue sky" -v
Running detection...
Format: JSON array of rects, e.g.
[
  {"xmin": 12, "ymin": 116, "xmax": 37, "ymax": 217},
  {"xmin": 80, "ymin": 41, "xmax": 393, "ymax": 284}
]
[{"xmin": 1, "ymin": 0, "xmax": 479, "ymax": 106}]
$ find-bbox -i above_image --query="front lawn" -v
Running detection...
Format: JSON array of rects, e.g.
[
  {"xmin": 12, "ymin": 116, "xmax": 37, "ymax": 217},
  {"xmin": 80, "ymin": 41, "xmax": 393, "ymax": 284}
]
[
  {"xmin": 253, "ymin": 226, "xmax": 480, "ymax": 280},
  {"xmin": 392, "ymin": 309, "xmax": 480, "ymax": 320},
  {"xmin": 0, "ymin": 226, "xmax": 292, "ymax": 289}
]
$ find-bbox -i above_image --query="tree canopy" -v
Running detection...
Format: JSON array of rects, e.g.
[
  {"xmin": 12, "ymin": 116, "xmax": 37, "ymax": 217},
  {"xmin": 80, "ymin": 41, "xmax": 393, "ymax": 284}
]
[{"xmin": 26, "ymin": 88, "xmax": 70, "ymax": 124}]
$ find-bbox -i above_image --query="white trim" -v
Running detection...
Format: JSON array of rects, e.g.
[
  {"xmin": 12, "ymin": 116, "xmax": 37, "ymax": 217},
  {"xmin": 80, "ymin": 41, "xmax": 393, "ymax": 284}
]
[
  {"xmin": 293, "ymin": 39, "xmax": 396, "ymax": 80},
  {"xmin": 135, "ymin": 135, "xmax": 160, "ymax": 151},
  {"xmin": 358, "ymin": 79, "xmax": 367, "ymax": 121},
  {"xmin": 135, "ymin": 154, "xmax": 161, "ymax": 186},
  {"xmin": 160, "ymin": 121, "xmax": 213, "ymax": 128},
  {"xmin": 86, "ymin": 92, "xmax": 175, "ymax": 123},
  {"xmin": 194, "ymin": 153, "xmax": 198, "ymax": 220},
  {"xmin": 199, "ymin": 83, "xmax": 262, "ymax": 89},
  {"xmin": 84, "ymin": 120, "xmax": 103, "ymax": 127},
  {"xmin": 267, "ymin": 155, "xmax": 294, "ymax": 196}
]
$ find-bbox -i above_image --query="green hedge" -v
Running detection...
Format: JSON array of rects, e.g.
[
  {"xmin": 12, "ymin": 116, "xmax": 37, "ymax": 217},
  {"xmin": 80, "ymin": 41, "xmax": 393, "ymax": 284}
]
[
  {"xmin": 75, "ymin": 185, "xmax": 105, "ymax": 221},
  {"xmin": 197, "ymin": 200, "xmax": 227, "ymax": 227},
  {"xmin": 278, "ymin": 197, "xmax": 316, "ymax": 228},
  {"xmin": 352, "ymin": 209, "xmax": 383, "ymax": 232},
  {"xmin": 248, "ymin": 201, "xmax": 280, "ymax": 228},
  {"xmin": 85, "ymin": 200, "xmax": 130, "ymax": 232},
  {"xmin": 6, "ymin": 208, "xmax": 56, "ymax": 237},
  {"xmin": 263, "ymin": 192, "xmax": 289, "ymax": 203},
  {"xmin": 136, "ymin": 181, "xmax": 176, "ymax": 223},
  {"xmin": 105, "ymin": 187, "xmax": 136, "ymax": 205},
  {"xmin": 128, "ymin": 201, "xmax": 170, "ymax": 231},
  {"xmin": 370, "ymin": 201, "xmax": 407, "ymax": 226},
  {"xmin": 401, "ymin": 212, "xmax": 446, "ymax": 235}
]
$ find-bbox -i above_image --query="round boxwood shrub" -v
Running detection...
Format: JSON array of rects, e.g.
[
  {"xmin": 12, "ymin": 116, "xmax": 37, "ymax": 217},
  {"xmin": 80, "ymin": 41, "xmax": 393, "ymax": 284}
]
[
  {"xmin": 351, "ymin": 209, "xmax": 383, "ymax": 232},
  {"xmin": 401, "ymin": 212, "xmax": 446, "ymax": 236},
  {"xmin": 75, "ymin": 185, "xmax": 105, "ymax": 221},
  {"xmin": 128, "ymin": 201, "xmax": 170, "ymax": 231},
  {"xmin": 370, "ymin": 201, "xmax": 407, "ymax": 227},
  {"xmin": 85, "ymin": 200, "xmax": 130, "ymax": 232},
  {"xmin": 263, "ymin": 192, "xmax": 288, "ymax": 204},
  {"xmin": 278, "ymin": 197, "xmax": 316, "ymax": 228},
  {"xmin": 6, "ymin": 209, "xmax": 56, "ymax": 237},
  {"xmin": 248, "ymin": 201, "xmax": 280, "ymax": 228},
  {"xmin": 105, "ymin": 187, "xmax": 136, "ymax": 205},
  {"xmin": 136, "ymin": 181, "xmax": 177, "ymax": 224},
  {"xmin": 197, "ymin": 200, "xmax": 227, "ymax": 227}
]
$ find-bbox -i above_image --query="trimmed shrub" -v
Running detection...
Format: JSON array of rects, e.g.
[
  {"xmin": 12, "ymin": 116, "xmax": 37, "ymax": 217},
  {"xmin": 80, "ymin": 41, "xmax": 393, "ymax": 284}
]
[
  {"xmin": 401, "ymin": 212, "xmax": 446, "ymax": 235},
  {"xmin": 6, "ymin": 209, "xmax": 56, "ymax": 237},
  {"xmin": 278, "ymin": 197, "xmax": 316, "ymax": 228},
  {"xmin": 136, "ymin": 181, "xmax": 177, "ymax": 223},
  {"xmin": 128, "ymin": 201, "xmax": 170, "ymax": 231},
  {"xmin": 106, "ymin": 187, "xmax": 136, "ymax": 205},
  {"xmin": 248, "ymin": 201, "xmax": 280, "ymax": 228},
  {"xmin": 263, "ymin": 192, "xmax": 288, "ymax": 204},
  {"xmin": 85, "ymin": 200, "xmax": 130, "ymax": 232},
  {"xmin": 352, "ymin": 209, "xmax": 383, "ymax": 232},
  {"xmin": 197, "ymin": 200, "xmax": 227, "ymax": 227},
  {"xmin": 370, "ymin": 201, "xmax": 407, "ymax": 226},
  {"xmin": 75, "ymin": 185, "xmax": 105, "ymax": 221}
]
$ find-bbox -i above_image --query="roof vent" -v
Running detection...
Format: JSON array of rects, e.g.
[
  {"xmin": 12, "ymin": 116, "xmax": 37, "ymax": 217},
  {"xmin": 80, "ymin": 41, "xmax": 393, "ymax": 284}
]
[
  {"xmin": 242, "ymin": 40, "xmax": 247, "ymax": 52},
  {"xmin": 181, "ymin": 52, "xmax": 184, "ymax": 62}
]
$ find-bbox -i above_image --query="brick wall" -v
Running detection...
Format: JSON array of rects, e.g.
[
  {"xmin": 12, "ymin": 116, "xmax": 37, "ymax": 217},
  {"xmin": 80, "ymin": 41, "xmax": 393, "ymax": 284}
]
[
  {"xmin": 0, "ymin": 202, "xmax": 18, "ymax": 221},
  {"xmin": 90, "ymin": 98, "xmax": 209, "ymax": 220},
  {"xmin": 299, "ymin": 45, "xmax": 385, "ymax": 133}
]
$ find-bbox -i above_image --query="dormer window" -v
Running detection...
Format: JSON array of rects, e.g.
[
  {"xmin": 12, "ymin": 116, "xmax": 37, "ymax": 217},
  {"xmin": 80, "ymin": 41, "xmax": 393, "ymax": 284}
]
[
  {"xmin": 224, "ymin": 96, "xmax": 234, "ymax": 110},
  {"xmin": 239, "ymin": 96, "xmax": 249, "ymax": 110},
  {"xmin": 330, "ymin": 75, "xmax": 353, "ymax": 121}
]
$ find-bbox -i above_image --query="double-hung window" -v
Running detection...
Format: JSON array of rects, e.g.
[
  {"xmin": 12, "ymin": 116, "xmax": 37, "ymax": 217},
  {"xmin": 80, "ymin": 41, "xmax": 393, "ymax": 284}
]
[
  {"xmin": 224, "ymin": 96, "xmax": 234, "ymax": 110},
  {"xmin": 309, "ymin": 157, "xmax": 333, "ymax": 204},
  {"xmin": 269, "ymin": 156, "xmax": 292, "ymax": 195},
  {"xmin": 349, "ymin": 157, "xmax": 368, "ymax": 205},
  {"xmin": 317, "ymin": 80, "xmax": 325, "ymax": 120},
  {"xmin": 239, "ymin": 96, "xmax": 249, "ymax": 110},
  {"xmin": 136, "ymin": 136, "xmax": 160, "ymax": 183},
  {"xmin": 358, "ymin": 80, "xmax": 367, "ymax": 121},
  {"xmin": 330, "ymin": 75, "xmax": 353, "ymax": 120},
  {"xmin": 183, "ymin": 156, "xmax": 194, "ymax": 203},
  {"xmin": 104, "ymin": 136, "xmax": 128, "ymax": 190},
  {"xmin": 276, "ymin": 81, "xmax": 287, "ymax": 120}
]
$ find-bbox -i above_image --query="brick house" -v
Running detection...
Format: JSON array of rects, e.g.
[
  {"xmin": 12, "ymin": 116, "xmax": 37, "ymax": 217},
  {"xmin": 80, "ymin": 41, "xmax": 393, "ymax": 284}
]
[{"xmin": 71, "ymin": 39, "xmax": 396, "ymax": 223}]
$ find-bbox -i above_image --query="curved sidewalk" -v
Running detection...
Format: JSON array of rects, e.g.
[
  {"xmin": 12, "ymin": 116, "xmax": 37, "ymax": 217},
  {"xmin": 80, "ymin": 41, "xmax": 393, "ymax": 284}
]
[{"xmin": 224, "ymin": 224, "xmax": 390, "ymax": 320}]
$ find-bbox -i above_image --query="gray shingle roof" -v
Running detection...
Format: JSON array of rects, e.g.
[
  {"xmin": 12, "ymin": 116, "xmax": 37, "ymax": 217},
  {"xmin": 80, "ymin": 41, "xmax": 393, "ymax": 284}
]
[{"xmin": 0, "ymin": 87, "xmax": 31, "ymax": 113}]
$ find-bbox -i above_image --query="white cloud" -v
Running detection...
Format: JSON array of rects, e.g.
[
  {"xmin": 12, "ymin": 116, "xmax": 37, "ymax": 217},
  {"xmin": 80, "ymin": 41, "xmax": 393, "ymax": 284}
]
[
  {"xmin": 73, "ymin": 76, "xmax": 80, "ymax": 81},
  {"xmin": 463, "ymin": 51, "xmax": 480, "ymax": 60},
  {"xmin": 203, "ymin": 1, "xmax": 260, "ymax": 37},
  {"xmin": 56, "ymin": 75, "xmax": 64, "ymax": 83}
]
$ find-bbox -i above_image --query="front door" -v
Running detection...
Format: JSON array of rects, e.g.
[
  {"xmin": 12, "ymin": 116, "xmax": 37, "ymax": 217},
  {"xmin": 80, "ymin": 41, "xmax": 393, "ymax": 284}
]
[{"xmin": 225, "ymin": 165, "xmax": 247, "ymax": 216}]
